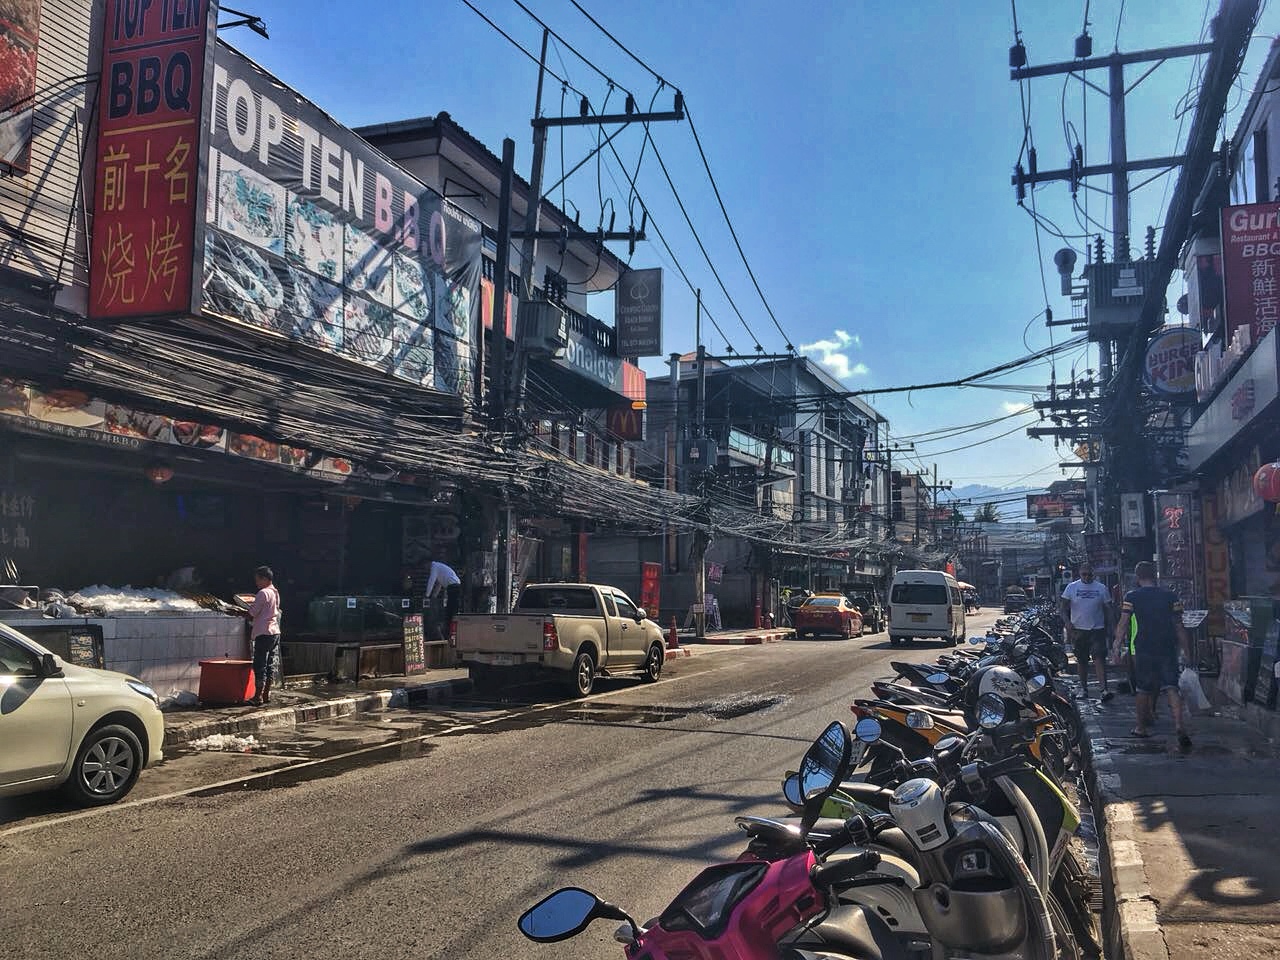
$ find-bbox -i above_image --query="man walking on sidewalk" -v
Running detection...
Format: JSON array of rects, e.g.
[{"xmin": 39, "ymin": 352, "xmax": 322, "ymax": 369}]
[
  {"xmin": 1061, "ymin": 562, "xmax": 1113, "ymax": 702},
  {"xmin": 1115, "ymin": 561, "xmax": 1193, "ymax": 751}
]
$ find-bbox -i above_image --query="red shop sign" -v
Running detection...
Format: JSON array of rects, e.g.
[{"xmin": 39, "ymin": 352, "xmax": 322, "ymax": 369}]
[{"xmin": 88, "ymin": 0, "xmax": 216, "ymax": 320}]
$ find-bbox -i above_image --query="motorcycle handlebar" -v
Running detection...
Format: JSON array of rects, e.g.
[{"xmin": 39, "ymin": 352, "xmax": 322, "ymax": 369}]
[{"xmin": 811, "ymin": 849, "xmax": 882, "ymax": 888}]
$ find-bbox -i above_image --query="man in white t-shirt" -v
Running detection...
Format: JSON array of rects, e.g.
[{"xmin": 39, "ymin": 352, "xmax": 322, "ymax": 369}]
[
  {"xmin": 425, "ymin": 556, "xmax": 462, "ymax": 626},
  {"xmin": 1061, "ymin": 562, "xmax": 1114, "ymax": 701}
]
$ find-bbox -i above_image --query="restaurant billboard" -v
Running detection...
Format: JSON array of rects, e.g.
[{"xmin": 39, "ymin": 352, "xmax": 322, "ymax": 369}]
[
  {"xmin": 1026, "ymin": 487, "xmax": 1085, "ymax": 520},
  {"xmin": 88, "ymin": 0, "xmax": 215, "ymax": 319},
  {"xmin": 1221, "ymin": 201, "xmax": 1280, "ymax": 343},
  {"xmin": 198, "ymin": 43, "xmax": 483, "ymax": 394},
  {"xmin": 0, "ymin": 0, "xmax": 42, "ymax": 173}
]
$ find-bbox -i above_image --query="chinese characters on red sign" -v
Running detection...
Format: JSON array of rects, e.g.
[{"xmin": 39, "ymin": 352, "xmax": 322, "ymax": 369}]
[
  {"xmin": 88, "ymin": 0, "xmax": 212, "ymax": 320},
  {"xmin": 1221, "ymin": 202, "xmax": 1280, "ymax": 344}
]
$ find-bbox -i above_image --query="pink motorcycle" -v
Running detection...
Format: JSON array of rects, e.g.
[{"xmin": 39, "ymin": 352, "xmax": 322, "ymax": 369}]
[{"xmin": 517, "ymin": 721, "xmax": 907, "ymax": 960}]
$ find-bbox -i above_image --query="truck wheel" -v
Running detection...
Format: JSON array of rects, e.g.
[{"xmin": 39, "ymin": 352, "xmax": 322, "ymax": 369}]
[
  {"xmin": 889, "ymin": 635, "xmax": 902, "ymax": 647},
  {"xmin": 643, "ymin": 643, "xmax": 664, "ymax": 682},
  {"xmin": 568, "ymin": 649, "xmax": 596, "ymax": 698}
]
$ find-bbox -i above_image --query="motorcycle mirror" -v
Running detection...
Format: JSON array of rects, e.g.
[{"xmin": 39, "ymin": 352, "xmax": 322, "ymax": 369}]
[
  {"xmin": 853, "ymin": 716, "xmax": 882, "ymax": 743},
  {"xmin": 782, "ymin": 773, "xmax": 803, "ymax": 807},
  {"xmin": 1027, "ymin": 674, "xmax": 1047, "ymax": 693},
  {"xmin": 905, "ymin": 710, "xmax": 935, "ymax": 730},
  {"xmin": 934, "ymin": 735, "xmax": 964, "ymax": 753},
  {"xmin": 519, "ymin": 888, "xmax": 604, "ymax": 942},
  {"xmin": 926, "ymin": 672, "xmax": 950, "ymax": 685},
  {"xmin": 798, "ymin": 721, "xmax": 852, "ymax": 803}
]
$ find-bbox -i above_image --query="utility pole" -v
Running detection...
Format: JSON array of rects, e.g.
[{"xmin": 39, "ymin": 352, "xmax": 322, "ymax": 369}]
[
  {"xmin": 693, "ymin": 289, "xmax": 708, "ymax": 640},
  {"xmin": 666, "ymin": 351, "xmax": 680, "ymax": 574},
  {"xmin": 487, "ymin": 27, "xmax": 683, "ymax": 611}
]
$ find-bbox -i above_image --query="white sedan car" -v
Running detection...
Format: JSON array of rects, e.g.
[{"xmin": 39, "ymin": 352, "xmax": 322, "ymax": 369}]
[{"xmin": 0, "ymin": 622, "xmax": 165, "ymax": 805}]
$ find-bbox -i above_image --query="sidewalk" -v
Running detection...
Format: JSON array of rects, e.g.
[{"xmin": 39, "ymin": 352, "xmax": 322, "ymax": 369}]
[
  {"xmin": 161, "ymin": 640, "xmax": 726, "ymax": 746},
  {"xmin": 162, "ymin": 670, "xmax": 472, "ymax": 747},
  {"xmin": 680, "ymin": 627, "xmax": 794, "ymax": 645},
  {"xmin": 1080, "ymin": 688, "xmax": 1280, "ymax": 960}
]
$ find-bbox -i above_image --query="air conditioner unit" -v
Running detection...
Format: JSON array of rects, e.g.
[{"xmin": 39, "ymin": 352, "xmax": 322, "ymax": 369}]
[{"xmin": 518, "ymin": 300, "xmax": 569, "ymax": 357}]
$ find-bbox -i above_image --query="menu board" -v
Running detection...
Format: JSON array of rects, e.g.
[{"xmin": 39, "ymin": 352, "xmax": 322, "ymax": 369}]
[
  {"xmin": 66, "ymin": 628, "xmax": 103, "ymax": 669},
  {"xmin": 402, "ymin": 614, "xmax": 425, "ymax": 675}
]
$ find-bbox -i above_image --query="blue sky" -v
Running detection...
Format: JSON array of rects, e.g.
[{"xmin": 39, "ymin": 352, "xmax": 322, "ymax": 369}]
[{"xmin": 224, "ymin": 0, "xmax": 1276, "ymax": 507}]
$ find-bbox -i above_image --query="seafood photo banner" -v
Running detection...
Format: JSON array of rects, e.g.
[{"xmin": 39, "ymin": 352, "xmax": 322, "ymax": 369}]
[{"xmin": 198, "ymin": 41, "xmax": 483, "ymax": 395}]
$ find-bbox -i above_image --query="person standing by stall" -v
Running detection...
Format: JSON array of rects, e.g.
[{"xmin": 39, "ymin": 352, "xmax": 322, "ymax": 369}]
[
  {"xmin": 247, "ymin": 565, "xmax": 281, "ymax": 706},
  {"xmin": 425, "ymin": 555, "xmax": 462, "ymax": 634}
]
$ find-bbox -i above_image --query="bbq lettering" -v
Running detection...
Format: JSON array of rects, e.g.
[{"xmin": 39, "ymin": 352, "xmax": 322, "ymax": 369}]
[{"xmin": 210, "ymin": 62, "xmax": 428, "ymax": 257}]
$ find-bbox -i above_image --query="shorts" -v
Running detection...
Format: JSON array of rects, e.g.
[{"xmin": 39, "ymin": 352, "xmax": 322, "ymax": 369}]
[
  {"xmin": 1133, "ymin": 653, "xmax": 1179, "ymax": 695},
  {"xmin": 1072, "ymin": 628, "xmax": 1107, "ymax": 671}
]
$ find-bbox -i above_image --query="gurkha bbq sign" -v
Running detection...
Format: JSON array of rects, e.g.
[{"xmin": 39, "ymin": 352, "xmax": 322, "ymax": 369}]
[{"xmin": 89, "ymin": 0, "xmax": 214, "ymax": 320}]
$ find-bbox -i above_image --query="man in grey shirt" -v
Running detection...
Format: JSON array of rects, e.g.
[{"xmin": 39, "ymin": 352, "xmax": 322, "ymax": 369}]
[{"xmin": 1061, "ymin": 562, "xmax": 1113, "ymax": 702}]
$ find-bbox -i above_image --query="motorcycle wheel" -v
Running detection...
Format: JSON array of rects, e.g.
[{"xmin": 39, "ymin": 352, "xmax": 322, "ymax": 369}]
[
  {"xmin": 1049, "ymin": 891, "xmax": 1085, "ymax": 960},
  {"xmin": 1053, "ymin": 864, "xmax": 1102, "ymax": 959}
]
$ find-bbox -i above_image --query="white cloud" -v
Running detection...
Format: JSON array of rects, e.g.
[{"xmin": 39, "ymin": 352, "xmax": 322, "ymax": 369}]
[
  {"xmin": 1002, "ymin": 401, "xmax": 1033, "ymax": 415},
  {"xmin": 800, "ymin": 329, "xmax": 868, "ymax": 380}
]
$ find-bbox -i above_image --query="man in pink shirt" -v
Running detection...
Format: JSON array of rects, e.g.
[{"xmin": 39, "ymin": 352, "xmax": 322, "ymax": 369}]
[{"xmin": 246, "ymin": 565, "xmax": 281, "ymax": 706}]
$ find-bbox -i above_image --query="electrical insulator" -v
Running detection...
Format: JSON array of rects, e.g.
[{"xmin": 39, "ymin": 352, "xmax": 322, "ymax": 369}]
[
  {"xmin": 625, "ymin": 93, "xmax": 635, "ymax": 115},
  {"xmin": 674, "ymin": 91, "xmax": 684, "ymax": 116},
  {"xmin": 1145, "ymin": 225, "xmax": 1156, "ymax": 260},
  {"xmin": 1074, "ymin": 32, "xmax": 1092, "ymax": 59},
  {"xmin": 1094, "ymin": 235, "xmax": 1105, "ymax": 263},
  {"xmin": 1010, "ymin": 40, "xmax": 1027, "ymax": 68},
  {"xmin": 579, "ymin": 95, "xmax": 590, "ymax": 117},
  {"xmin": 1074, "ymin": 143, "xmax": 1083, "ymax": 167},
  {"xmin": 1015, "ymin": 163, "xmax": 1026, "ymax": 203},
  {"xmin": 1029, "ymin": 146, "xmax": 1037, "ymax": 177},
  {"xmin": 1046, "ymin": 306, "xmax": 1054, "ymax": 323}
]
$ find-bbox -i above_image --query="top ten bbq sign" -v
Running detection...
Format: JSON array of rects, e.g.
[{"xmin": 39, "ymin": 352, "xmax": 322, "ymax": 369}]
[{"xmin": 89, "ymin": 0, "xmax": 215, "ymax": 320}]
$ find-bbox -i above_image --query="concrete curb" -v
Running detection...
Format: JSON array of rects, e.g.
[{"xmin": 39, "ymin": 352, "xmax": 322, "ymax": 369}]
[
  {"xmin": 698, "ymin": 630, "xmax": 793, "ymax": 646},
  {"xmin": 1079, "ymin": 703, "xmax": 1171, "ymax": 960},
  {"xmin": 163, "ymin": 677, "xmax": 473, "ymax": 747}
]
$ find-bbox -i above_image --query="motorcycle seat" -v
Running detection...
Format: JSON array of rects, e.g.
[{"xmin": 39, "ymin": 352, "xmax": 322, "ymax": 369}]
[{"xmin": 803, "ymin": 904, "xmax": 906, "ymax": 960}]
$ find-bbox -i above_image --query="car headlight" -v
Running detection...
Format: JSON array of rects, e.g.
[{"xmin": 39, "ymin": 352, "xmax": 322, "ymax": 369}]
[{"xmin": 126, "ymin": 679, "xmax": 160, "ymax": 704}]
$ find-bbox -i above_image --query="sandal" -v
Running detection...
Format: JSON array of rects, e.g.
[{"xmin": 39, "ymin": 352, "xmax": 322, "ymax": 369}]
[{"xmin": 1129, "ymin": 728, "xmax": 1151, "ymax": 738}]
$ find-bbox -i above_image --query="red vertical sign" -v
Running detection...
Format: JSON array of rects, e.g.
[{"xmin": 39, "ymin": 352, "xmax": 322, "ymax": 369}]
[
  {"xmin": 1221, "ymin": 202, "xmax": 1280, "ymax": 343},
  {"xmin": 641, "ymin": 561, "xmax": 661, "ymax": 617},
  {"xmin": 89, "ymin": 0, "xmax": 213, "ymax": 320}
]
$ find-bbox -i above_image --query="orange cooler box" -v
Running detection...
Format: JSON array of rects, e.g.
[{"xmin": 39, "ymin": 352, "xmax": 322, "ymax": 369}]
[{"xmin": 198, "ymin": 658, "xmax": 255, "ymax": 705}]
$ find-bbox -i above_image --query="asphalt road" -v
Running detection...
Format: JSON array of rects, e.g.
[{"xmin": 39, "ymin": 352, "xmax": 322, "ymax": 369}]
[{"xmin": 1, "ymin": 612, "xmax": 1000, "ymax": 960}]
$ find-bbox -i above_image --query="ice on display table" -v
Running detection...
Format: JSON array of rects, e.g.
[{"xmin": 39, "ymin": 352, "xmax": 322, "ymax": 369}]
[{"xmin": 68, "ymin": 585, "xmax": 210, "ymax": 615}]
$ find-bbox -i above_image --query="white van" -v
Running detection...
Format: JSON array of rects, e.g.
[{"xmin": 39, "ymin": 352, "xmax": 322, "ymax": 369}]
[{"xmin": 887, "ymin": 569, "xmax": 966, "ymax": 647}]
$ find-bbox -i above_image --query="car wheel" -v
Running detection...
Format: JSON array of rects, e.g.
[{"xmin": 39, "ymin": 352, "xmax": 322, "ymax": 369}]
[
  {"xmin": 842, "ymin": 620, "xmax": 853, "ymax": 640},
  {"xmin": 567, "ymin": 649, "xmax": 596, "ymax": 698},
  {"xmin": 643, "ymin": 643, "xmax": 664, "ymax": 682},
  {"xmin": 64, "ymin": 723, "xmax": 143, "ymax": 806}
]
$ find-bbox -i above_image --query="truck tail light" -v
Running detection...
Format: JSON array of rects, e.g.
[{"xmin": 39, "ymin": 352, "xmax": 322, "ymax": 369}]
[
  {"xmin": 448, "ymin": 619, "xmax": 458, "ymax": 646},
  {"xmin": 543, "ymin": 617, "xmax": 559, "ymax": 652}
]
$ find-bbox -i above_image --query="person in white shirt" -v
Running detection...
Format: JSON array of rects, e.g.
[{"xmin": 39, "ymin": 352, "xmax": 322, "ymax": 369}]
[
  {"xmin": 1061, "ymin": 562, "xmax": 1114, "ymax": 702},
  {"xmin": 425, "ymin": 557, "xmax": 462, "ymax": 626}
]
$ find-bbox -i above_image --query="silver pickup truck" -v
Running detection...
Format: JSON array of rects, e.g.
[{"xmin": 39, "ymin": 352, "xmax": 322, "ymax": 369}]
[{"xmin": 452, "ymin": 583, "xmax": 667, "ymax": 697}]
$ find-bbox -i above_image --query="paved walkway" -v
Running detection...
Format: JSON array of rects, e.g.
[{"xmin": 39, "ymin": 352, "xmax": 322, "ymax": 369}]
[{"xmin": 1081, "ymin": 687, "xmax": 1280, "ymax": 960}]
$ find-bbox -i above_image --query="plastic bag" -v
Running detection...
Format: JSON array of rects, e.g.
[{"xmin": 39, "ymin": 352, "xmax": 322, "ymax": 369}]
[{"xmin": 1179, "ymin": 667, "xmax": 1210, "ymax": 712}]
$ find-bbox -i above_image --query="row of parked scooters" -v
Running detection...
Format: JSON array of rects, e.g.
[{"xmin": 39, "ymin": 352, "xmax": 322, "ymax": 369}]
[{"xmin": 518, "ymin": 604, "xmax": 1100, "ymax": 960}]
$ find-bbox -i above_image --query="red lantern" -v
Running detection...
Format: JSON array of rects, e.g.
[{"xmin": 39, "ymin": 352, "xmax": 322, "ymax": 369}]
[{"xmin": 1253, "ymin": 461, "xmax": 1280, "ymax": 502}]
